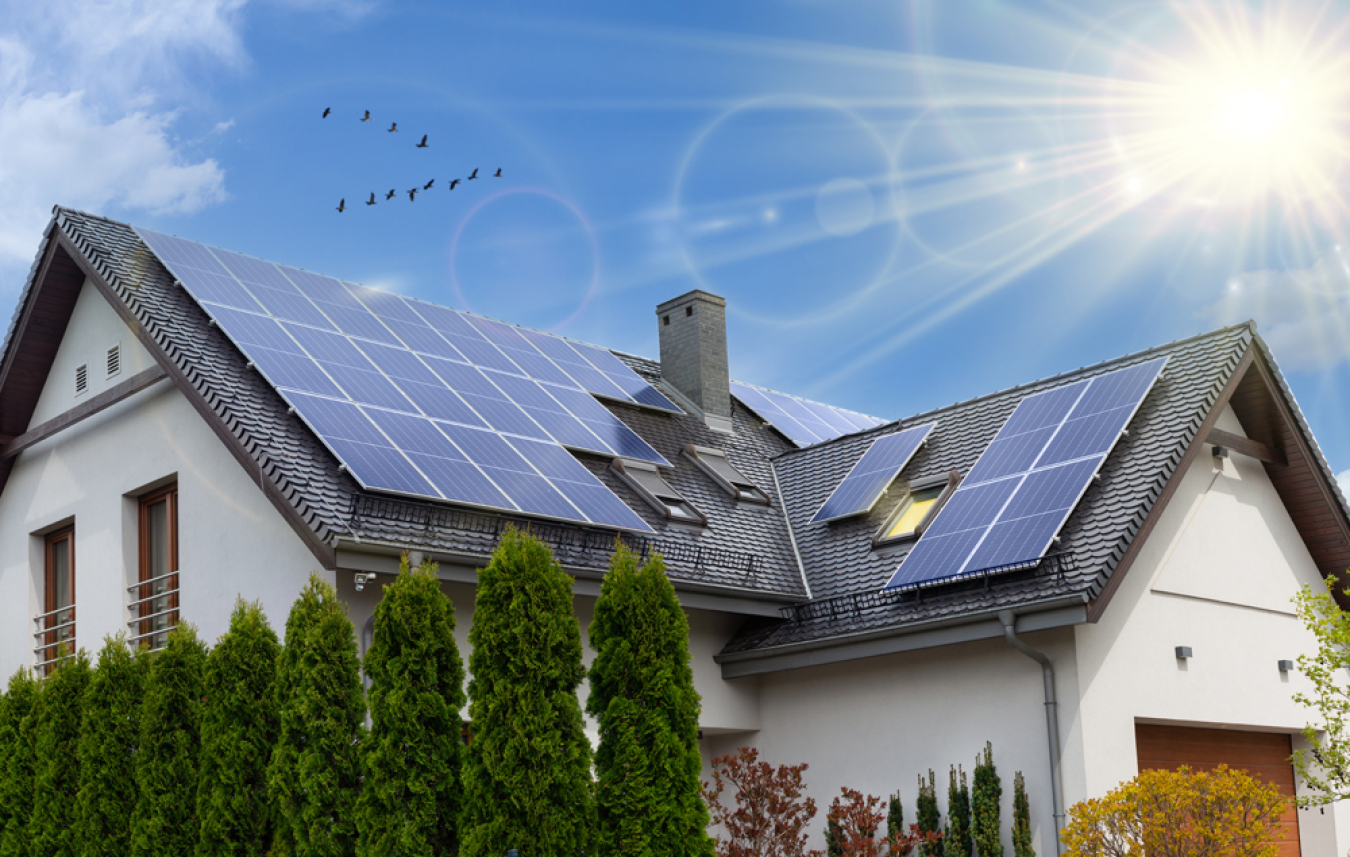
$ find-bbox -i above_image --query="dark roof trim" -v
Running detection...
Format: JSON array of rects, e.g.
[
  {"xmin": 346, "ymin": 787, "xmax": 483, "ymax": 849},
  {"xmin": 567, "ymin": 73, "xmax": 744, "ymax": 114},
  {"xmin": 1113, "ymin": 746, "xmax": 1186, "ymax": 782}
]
[
  {"xmin": 44, "ymin": 226, "xmax": 338, "ymax": 570},
  {"xmin": 2, "ymin": 364, "xmax": 167, "ymax": 459}
]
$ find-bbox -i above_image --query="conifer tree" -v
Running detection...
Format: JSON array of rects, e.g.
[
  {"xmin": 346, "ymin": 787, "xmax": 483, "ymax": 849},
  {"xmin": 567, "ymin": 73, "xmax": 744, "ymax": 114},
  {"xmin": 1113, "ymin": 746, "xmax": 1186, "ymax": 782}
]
[
  {"xmin": 130, "ymin": 625, "xmax": 208, "ymax": 857},
  {"xmin": 587, "ymin": 544, "xmax": 713, "ymax": 857},
  {"xmin": 460, "ymin": 527, "xmax": 593, "ymax": 857},
  {"xmin": 943, "ymin": 766, "xmax": 971, "ymax": 857},
  {"xmin": 267, "ymin": 574, "xmax": 365, "ymax": 857},
  {"xmin": 0, "ymin": 669, "xmax": 40, "ymax": 857},
  {"xmin": 356, "ymin": 557, "xmax": 465, "ymax": 857},
  {"xmin": 1010, "ymin": 772, "xmax": 1032, "ymax": 857},
  {"xmin": 971, "ymin": 744, "xmax": 1003, "ymax": 857},
  {"xmin": 77, "ymin": 637, "xmax": 147, "ymax": 857},
  {"xmin": 887, "ymin": 792, "xmax": 912, "ymax": 857},
  {"xmin": 917, "ymin": 771, "xmax": 941, "ymax": 857},
  {"xmin": 29, "ymin": 649, "xmax": 91, "ymax": 857},
  {"xmin": 197, "ymin": 600, "xmax": 281, "ymax": 857}
]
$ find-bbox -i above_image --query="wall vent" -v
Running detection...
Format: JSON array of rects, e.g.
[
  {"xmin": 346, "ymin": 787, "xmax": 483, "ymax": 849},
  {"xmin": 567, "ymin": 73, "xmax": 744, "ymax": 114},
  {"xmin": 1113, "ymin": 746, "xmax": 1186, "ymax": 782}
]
[
  {"xmin": 106, "ymin": 344, "xmax": 121, "ymax": 378},
  {"xmin": 75, "ymin": 364, "xmax": 88, "ymax": 395}
]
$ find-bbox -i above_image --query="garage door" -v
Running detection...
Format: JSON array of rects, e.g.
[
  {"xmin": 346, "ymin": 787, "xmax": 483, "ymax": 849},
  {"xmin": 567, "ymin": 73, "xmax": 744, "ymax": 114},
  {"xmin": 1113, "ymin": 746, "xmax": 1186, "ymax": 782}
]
[{"xmin": 1136, "ymin": 724, "xmax": 1300, "ymax": 857}]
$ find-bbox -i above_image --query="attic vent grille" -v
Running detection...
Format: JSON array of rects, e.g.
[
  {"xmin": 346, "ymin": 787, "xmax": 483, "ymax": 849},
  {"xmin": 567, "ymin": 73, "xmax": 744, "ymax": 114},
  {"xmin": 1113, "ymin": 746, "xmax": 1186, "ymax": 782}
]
[
  {"xmin": 106, "ymin": 344, "xmax": 121, "ymax": 378},
  {"xmin": 75, "ymin": 364, "xmax": 88, "ymax": 395}
]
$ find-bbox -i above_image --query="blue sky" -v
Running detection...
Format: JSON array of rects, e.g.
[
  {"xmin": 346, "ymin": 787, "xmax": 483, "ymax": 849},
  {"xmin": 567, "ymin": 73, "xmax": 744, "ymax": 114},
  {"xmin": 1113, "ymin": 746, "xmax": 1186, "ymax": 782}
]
[{"xmin": 4, "ymin": 0, "xmax": 1350, "ymax": 480}]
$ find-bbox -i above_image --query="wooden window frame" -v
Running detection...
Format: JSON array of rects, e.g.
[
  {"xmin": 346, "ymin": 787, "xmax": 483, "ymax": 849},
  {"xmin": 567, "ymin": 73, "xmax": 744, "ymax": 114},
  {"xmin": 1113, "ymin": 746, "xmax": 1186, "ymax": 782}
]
[
  {"xmin": 136, "ymin": 484, "xmax": 179, "ymax": 647},
  {"xmin": 41, "ymin": 525, "xmax": 75, "ymax": 671}
]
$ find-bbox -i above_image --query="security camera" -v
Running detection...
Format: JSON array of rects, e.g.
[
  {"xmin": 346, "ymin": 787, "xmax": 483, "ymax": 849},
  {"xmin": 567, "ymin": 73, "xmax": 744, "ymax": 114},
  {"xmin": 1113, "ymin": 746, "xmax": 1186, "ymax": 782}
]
[{"xmin": 354, "ymin": 572, "xmax": 376, "ymax": 592}]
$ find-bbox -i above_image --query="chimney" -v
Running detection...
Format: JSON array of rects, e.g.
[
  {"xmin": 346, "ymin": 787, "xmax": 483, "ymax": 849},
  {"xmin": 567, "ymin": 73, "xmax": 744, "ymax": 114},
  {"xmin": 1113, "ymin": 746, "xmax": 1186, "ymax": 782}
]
[{"xmin": 656, "ymin": 289, "xmax": 732, "ymax": 432}]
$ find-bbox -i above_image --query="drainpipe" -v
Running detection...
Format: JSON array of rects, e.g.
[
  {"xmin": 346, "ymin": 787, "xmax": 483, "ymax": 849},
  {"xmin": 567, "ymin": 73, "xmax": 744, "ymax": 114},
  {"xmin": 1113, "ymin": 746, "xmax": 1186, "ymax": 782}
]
[{"xmin": 999, "ymin": 610, "xmax": 1065, "ymax": 855}]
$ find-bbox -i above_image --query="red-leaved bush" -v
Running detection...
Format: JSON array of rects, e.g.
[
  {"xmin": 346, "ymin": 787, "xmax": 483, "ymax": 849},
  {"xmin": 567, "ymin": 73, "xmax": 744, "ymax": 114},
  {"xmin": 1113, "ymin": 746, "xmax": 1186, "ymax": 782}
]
[
  {"xmin": 826, "ymin": 788, "xmax": 943, "ymax": 857},
  {"xmin": 703, "ymin": 747, "xmax": 822, "ymax": 857}
]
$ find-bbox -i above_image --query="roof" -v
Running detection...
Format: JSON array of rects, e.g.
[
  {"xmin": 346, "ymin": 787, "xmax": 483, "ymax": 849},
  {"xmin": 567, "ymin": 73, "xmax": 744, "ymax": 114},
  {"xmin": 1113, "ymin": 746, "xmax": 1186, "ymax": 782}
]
[{"xmin": 4, "ymin": 207, "xmax": 1348, "ymax": 666}]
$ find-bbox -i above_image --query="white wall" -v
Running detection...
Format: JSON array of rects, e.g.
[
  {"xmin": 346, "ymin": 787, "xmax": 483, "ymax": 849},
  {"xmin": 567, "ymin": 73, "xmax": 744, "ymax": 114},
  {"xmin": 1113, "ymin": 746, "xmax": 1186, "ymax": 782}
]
[
  {"xmin": 0, "ymin": 280, "xmax": 326, "ymax": 678},
  {"xmin": 1069, "ymin": 404, "xmax": 1346, "ymax": 852}
]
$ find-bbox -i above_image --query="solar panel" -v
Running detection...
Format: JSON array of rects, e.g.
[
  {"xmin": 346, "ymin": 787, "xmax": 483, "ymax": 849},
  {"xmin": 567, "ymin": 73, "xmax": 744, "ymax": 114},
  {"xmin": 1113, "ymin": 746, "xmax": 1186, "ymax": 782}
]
[
  {"xmin": 884, "ymin": 357, "xmax": 1167, "ymax": 591},
  {"xmin": 730, "ymin": 381, "xmax": 885, "ymax": 447},
  {"xmin": 135, "ymin": 226, "xmax": 659, "ymax": 532},
  {"xmin": 810, "ymin": 423, "xmax": 936, "ymax": 523}
]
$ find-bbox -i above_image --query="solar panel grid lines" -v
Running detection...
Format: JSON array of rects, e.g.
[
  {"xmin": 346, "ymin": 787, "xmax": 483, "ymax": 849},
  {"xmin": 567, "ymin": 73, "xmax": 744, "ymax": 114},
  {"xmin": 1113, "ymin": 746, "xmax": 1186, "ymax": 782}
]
[
  {"xmin": 810, "ymin": 423, "xmax": 936, "ymax": 523},
  {"xmin": 728, "ymin": 380, "xmax": 885, "ymax": 448},
  {"xmin": 884, "ymin": 356, "xmax": 1168, "ymax": 592},
  {"xmin": 133, "ymin": 225, "xmax": 659, "ymax": 532}
]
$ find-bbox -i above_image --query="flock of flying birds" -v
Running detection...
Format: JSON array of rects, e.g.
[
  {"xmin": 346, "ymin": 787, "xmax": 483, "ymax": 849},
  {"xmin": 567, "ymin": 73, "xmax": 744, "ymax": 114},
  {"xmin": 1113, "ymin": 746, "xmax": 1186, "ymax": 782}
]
[{"xmin": 324, "ymin": 107, "xmax": 502, "ymax": 212}]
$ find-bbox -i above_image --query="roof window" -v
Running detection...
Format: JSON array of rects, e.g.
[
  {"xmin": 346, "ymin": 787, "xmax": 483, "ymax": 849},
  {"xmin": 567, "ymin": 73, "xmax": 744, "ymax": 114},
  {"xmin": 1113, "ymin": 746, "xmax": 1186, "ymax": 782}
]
[
  {"xmin": 874, "ymin": 471, "xmax": 961, "ymax": 546},
  {"xmin": 611, "ymin": 458, "xmax": 706, "ymax": 524},
  {"xmin": 683, "ymin": 444, "xmax": 771, "ymax": 504}
]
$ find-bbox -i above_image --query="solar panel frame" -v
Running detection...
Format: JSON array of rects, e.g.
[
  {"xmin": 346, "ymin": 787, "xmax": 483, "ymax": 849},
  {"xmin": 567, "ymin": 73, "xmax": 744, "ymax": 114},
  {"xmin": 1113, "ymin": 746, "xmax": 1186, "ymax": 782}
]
[
  {"xmin": 809, "ymin": 423, "xmax": 936, "ymax": 523},
  {"xmin": 729, "ymin": 381, "xmax": 884, "ymax": 448}
]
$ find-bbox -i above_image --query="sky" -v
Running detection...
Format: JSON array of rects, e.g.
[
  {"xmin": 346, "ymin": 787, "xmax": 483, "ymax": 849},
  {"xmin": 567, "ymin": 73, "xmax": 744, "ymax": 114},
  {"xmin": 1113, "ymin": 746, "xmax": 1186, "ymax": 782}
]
[{"xmin": 3, "ymin": 0, "xmax": 1350, "ymax": 482}]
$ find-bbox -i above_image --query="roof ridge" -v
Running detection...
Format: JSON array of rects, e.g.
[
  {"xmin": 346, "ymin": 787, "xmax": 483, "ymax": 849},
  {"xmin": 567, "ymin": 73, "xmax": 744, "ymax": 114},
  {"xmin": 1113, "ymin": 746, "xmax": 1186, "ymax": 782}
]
[
  {"xmin": 54, "ymin": 205, "xmax": 134, "ymax": 229},
  {"xmin": 773, "ymin": 321, "xmax": 1257, "ymax": 460}
]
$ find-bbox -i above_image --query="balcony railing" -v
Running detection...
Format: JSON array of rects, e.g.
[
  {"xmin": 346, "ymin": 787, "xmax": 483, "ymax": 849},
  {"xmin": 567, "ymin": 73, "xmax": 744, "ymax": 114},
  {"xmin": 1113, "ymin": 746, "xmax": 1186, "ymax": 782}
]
[
  {"xmin": 127, "ymin": 569, "xmax": 180, "ymax": 652},
  {"xmin": 32, "ymin": 604, "xmax": 75, "ymax": 672}
]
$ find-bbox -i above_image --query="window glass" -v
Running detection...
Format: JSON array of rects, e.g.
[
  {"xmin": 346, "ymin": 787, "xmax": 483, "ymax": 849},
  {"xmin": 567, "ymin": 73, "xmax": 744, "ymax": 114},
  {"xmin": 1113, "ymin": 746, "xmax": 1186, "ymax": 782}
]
[
  {"xmin": 886, "ymin": 486, "xmax": 944, "ymax": 539},
  {"xmin": 138, "ymin": 485, "xmax": 179, "ymax": 651}
]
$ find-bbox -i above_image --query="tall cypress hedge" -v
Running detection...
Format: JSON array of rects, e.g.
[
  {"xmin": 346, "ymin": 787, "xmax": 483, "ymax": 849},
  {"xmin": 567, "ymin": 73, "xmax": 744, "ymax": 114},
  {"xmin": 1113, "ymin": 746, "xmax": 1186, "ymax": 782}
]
[
  {"xmin": 460, "ymin": 527, "xmax": 593, "ymax": 857},
  {"xmin": 972, "ymin": 743, "xmax": 1003, "ymax": 857},
  {"xmin": 888, "ymin": 792, "xmax": 911, "ymax": 857},
  {"xmin": 1010, "ymin": 772, "xmax": 1033, "ymax": 857},
  {"xmin": 0, "ymin": 669, "xmax": 40, "ymax": 857},
  {"xmin": 356, "ymin": 557, "xmax": 465, "ymax": 857},
  {"xmin": 943, "ymin": 765, "xmax": 971, "ymax": 857},
  {"xmin": 130, "ymin": 624, "xmax": 209, "ymax": 857},
  {"xmin": 197, "ymin": 600, "xmax": 281, "ymax": 857},
  {"xmin": 76, "ymin": 637, "xmax": 147, "ymax": 857},
  {"xmin": 268, "ymin": 574, "xmax": 365, "ymax": 857},
  {"xmin": 28, "ymin": 649, "xmax": 91, "ymax": 857},
  {"xmin": 587, "ymin": 545, "xmax": 713, "ymax": 857},
  {"xmin": 916, "ymin": 770, "xmax": 940, "ymax": 857}
]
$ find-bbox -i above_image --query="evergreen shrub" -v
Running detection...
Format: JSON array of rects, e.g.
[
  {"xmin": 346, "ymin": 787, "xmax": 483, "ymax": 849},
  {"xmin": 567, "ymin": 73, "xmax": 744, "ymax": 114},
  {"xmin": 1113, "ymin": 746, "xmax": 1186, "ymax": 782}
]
[
  {"xmin": 916, "ymin": 771, "xmax": 940, "ymax": 857},
  {"xmin": 971, "ymin": 743, "xmax": 1002, "ymax": 857},
  {"xmin": 29, "ymin": 649, "xmax": 91, "ymax": 857},
  {"xmin": 1011, "ymin": 772, "xmax": 1032, "ymax": 857},
  {"xmin": 77, "ymin": 637, "xmax": 147, "ymax": 857},
  {"xmin": 0, "ymin": 668, "xmax": 40, "ymax": 857}
]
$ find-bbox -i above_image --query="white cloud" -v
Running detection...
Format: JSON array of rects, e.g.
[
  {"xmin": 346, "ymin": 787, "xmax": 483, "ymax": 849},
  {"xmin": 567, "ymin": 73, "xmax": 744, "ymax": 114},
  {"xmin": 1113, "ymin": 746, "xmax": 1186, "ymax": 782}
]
[
  {"xmin": 1339, "ymin": 469, "xmax": 1350, "ymax": 498},
  {"xmin": 1200, "ymin": 248, "xmax": 1350, "ymax": 371}
]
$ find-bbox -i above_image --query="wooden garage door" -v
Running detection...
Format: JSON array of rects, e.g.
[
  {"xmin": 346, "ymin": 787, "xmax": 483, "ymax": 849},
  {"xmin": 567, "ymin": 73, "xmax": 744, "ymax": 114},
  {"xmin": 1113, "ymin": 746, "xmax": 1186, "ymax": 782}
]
[{"xmin": 1136, "ymin": 724, "xmax": 1300, "ymax": 857}]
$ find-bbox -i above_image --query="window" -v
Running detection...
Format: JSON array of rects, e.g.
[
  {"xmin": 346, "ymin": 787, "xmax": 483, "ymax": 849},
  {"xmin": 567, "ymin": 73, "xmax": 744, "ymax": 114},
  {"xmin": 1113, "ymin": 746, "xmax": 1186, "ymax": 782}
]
[
  {"xmin": 683, "ymin": 444, "xmax": 771, "ymax": 504},
  {"xmin": 875, "ymin": 472, "xmax": 961, "ymax": 545},
  {"xmin": 133, "ymin": 484, "xmax": 179, "ymax": 651},
  {"xmin": 38, "ymin": 526, "xmax": 75, "ymax": 673},
  {"xmin": 611, "ymin": 458, "xmax": 706, "ymax": 524}
]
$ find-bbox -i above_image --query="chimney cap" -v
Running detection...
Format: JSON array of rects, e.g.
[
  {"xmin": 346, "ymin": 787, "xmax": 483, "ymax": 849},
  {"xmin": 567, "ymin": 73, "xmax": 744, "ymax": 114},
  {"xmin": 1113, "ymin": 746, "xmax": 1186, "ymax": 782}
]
[{"xmin": 655, "ymin": 289, "xmax": 726, "ymax": 314}]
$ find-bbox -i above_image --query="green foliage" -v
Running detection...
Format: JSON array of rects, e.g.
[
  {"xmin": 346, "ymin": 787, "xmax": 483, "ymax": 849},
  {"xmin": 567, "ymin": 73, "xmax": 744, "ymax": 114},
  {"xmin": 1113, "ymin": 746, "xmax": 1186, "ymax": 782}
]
[
  {"xmin": 1292, "ymin": 576, "xmax": 1350, "ymax": 804},
  {"xmin": 0, "ymin": 669, "xmax": 41, "ymax": 857},
  {"xmin": 268, "ymin": 574, "xmax": 365, "ymax": 857},
  {"xmin": 1011, "ymin": 772, "xmax": 1033, "ymax": 857},
  {"xmin": 77, "ymin": 637, "xmax": 148, "ymax": 857},
  {"xmin": 461, "ymin": 527, "xmax": 594, "ymax": 857},
  {"xmin": 130, "ymin": 625, "xmax": 208, "ymax": 857},
  {"xmin": 1060, "ymin": 765, "xmax": 1285, "ymax": 857},
  {"xmin": 356, "ymin": 557, "xmax": 465, "ymax": 857},
  {"xmin": 972, "ymin": 743, "xmax": 1003, "ymax": 857},
  {"xmin": 943, "ymin": 766, "xmax": 971, "ymax": 857},
  {"xmin": 887, "ymin": 792, "xmax": 912, "ymax": 857},
  {"xmin": 587, "ymin": 544, "xmax": 713, "ymax": 857},
  {"xmin": 197, "ymin": 600, "xmax": 281, "ymax": 857},
  {"xmin": 916, "ymin": 771, "xmax": 940, "ymax": 857},
  {"xmin": 29, "ymin": 650, "xmax": 92, "ymax": 857}
]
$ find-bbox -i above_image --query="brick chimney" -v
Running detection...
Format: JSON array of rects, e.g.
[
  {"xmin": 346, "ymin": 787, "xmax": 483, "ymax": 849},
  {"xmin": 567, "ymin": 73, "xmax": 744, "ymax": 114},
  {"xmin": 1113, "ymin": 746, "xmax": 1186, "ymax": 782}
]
[{"xmin": 656, "ymin": 289, "xmax": 732, "ymax": 433}]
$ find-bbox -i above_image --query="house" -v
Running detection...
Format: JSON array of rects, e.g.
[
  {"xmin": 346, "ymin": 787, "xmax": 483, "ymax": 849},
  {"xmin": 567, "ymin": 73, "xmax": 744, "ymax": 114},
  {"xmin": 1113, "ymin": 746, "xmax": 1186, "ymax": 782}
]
[{"xmin": 3, "ymin": 206, "xmax": 1348, "ymax": 856}]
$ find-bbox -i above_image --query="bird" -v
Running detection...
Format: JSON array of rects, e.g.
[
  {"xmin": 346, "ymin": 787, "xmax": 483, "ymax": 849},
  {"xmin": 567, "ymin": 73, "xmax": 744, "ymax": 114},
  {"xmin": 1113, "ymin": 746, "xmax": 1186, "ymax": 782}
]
[
  {"xmin": 423, "ymin": 179, "xmax": 435, "ymax": 190},
  {"xmin": 494, "ymin": 168, "xmax": 502, "ymax": 177},
  {"xmin": 448, "ymin": 178, "xmax": 460, "ymax": 190},
  {"xmin": 322, "ymin": 107, "xmax": 331, "ymax": 118},
  {"xmin": 416, "ymin": 134, "xmax": 428, "ymax": 148},
  {"xmin": 388, "ymin": 122, "xmax": 398, "ymax": 132},
  {"xmin": 385, "ymin": 189, "xmax": 397, "ymax": 200},
  {"xmin": 361, "ymin": 110, "xmax": 371, "ymax": 122},
  {"xmin": 407, "ymin": 188, "xmax": 418, "ymax": 201},
  {"xmin": 366, "ymin": 192, "xmax": 377, "ymax": 206},
  {"xmin": 336, "ymin": 198, "xmax": 345, "ymax": 212},
  {"xmin": 467, "ymin": 168, "xmax": 479, "ymax": 180}
]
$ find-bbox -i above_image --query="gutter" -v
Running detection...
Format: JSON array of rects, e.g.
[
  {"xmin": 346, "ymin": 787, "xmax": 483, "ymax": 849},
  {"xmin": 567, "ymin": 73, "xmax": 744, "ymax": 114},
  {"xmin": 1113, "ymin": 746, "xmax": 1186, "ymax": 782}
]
[{"xmin": 999, "ymin": 609, "xmax": 1066, "ymax": 855}]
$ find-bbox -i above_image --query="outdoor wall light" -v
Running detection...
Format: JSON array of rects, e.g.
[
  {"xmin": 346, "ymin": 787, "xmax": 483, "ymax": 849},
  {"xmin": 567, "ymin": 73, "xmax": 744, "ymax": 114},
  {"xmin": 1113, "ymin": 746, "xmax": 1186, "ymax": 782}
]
[
  {"xmin": 1175, "ymin": 646, "xmax": 1193, "ymax": 659},
  {"xmin": 1279, "ymin": 660, "xmax": 1295, "ymax": 673},
  {"xmin": 354, "ymin": 572, "xmax": 377, "ymax": 592}
]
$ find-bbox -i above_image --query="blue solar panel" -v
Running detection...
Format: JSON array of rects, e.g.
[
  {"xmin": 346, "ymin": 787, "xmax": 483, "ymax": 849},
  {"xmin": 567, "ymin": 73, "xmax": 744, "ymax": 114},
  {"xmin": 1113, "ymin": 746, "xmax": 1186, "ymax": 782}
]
[
  {"xmin": 885, "ymin": 357, "xmax": 1167, "ymax": 590},
  {"xmin": 135, "ymin": 227, "xmax": 657, "ymax": 532},
  {"xmin": 729, "ymin": 383, "xmax": 820, "ymax": 446},
  {"xmin": 730, "ymin": 381, "xmax": 883, "ymax": 448},
  {"xmin": 568, "ymin": 341, "xmax": 682, "ymax": 412},
  {"xmin": 811, "ymin": 424, "xmax": 935, "ymax": 522}
]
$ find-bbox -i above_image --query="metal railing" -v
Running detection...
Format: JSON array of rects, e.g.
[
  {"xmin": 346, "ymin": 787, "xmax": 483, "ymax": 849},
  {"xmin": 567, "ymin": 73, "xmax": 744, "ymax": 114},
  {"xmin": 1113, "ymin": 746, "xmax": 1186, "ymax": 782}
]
[
  {"xmin": 127, "ymin": 570, "xmax": 180, "ymax": 651},
  {"xmin": 779, "ymin": 552, "xmax": 1078, "ymax": 624},
  {"xmin": 32, "ymin": 604, "xmax": 75, "ymax": 672}
]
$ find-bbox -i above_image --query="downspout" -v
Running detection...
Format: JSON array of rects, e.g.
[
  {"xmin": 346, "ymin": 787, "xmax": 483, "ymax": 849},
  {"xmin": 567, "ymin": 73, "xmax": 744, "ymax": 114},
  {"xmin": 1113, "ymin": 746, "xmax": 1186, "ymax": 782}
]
[{"xmin": 999, "ymin": 610, "xmax": 1065, "ymax": 855}]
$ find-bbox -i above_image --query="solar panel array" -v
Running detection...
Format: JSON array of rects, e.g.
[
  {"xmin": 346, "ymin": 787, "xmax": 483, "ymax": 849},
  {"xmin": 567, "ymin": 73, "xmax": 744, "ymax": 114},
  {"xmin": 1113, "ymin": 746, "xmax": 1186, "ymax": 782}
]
[
  {"xmin": 730, "ymin": 381, "xmax": 886, "ymax": 447},
  {"xmin": 810, "ymin": 423, "xmax": 936, "ymax": 523},
  {"xmin": 135, "ymin": 226, "xmax": 676, "ymax": 532},
  {"xmin": 885, "ymin": 357, "xmax": 1167, "ymax": 591}
]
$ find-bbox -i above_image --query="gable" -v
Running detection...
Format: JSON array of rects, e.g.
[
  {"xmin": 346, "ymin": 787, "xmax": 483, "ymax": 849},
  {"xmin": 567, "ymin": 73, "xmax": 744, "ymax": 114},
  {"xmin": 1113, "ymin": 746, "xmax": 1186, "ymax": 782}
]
[{"xmin": 28, "ymin": 279, "xmax": 155, "ymax": 428}]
